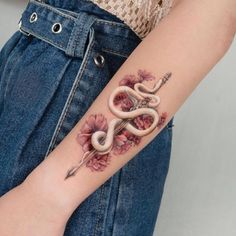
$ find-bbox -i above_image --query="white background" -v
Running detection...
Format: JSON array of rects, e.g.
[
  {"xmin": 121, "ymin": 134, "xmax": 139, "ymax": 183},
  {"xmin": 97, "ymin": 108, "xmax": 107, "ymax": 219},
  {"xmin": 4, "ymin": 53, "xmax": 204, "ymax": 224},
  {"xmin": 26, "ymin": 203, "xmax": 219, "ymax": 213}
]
[{"xmin": 0, "ymin": 1, "xmax": 236, "ymax": 235}]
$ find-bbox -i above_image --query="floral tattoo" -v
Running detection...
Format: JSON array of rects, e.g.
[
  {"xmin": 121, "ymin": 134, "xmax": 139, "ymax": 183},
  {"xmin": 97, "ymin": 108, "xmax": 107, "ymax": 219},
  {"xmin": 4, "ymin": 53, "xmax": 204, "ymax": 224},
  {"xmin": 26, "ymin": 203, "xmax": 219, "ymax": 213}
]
[{"xmin": 65, "ymin": 70, "xmax": 172, "ymax": 179}]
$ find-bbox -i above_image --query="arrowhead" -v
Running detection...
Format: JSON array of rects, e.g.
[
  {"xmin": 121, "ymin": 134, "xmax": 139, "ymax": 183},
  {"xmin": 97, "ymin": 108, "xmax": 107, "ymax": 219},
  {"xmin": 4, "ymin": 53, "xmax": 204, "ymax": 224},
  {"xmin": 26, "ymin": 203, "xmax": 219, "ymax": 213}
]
[{"xmin": 64, "ymin": 167, "xmax": 77, "ymax": 180}]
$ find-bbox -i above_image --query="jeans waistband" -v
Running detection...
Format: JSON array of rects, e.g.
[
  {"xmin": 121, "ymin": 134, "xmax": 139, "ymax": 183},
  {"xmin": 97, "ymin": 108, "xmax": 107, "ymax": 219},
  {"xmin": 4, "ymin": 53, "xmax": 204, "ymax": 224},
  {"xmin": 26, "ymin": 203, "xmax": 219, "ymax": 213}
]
[{"xmin": 18, "ymin": 0, "xmax": 138, "ymax": 58}]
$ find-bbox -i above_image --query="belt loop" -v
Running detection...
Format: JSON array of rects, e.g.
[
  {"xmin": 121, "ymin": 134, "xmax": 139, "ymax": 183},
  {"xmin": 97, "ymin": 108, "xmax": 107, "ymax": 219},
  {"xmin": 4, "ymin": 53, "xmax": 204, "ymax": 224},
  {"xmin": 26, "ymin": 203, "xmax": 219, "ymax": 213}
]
[{"xmin": 65, "ymin": 12, "xmax": 97, "ymax": 58}]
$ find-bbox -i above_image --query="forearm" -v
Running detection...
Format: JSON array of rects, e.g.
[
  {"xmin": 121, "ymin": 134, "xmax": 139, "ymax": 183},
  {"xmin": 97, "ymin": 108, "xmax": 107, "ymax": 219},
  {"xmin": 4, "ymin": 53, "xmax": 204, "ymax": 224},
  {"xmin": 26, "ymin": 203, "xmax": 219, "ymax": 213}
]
[{"xmin": 24, "ymin": 0, "xmax": 235, "ymax": 217}]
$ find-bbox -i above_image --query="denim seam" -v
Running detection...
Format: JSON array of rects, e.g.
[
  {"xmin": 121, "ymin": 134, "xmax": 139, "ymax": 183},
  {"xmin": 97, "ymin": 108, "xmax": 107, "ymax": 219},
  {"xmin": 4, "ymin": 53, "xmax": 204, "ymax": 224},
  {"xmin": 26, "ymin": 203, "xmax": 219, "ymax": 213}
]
[
  {"xmin": 20, "ymin": 26, "xmax": 65, "ymax": 49},
  {"xmin": 29, "ymin": 0, "xmax": 77, "ymax": 21},
  {"xmin": 101, "ymin": 48, "xmax": 128, "ymax": 58},
  {"xmin": 66, "ymin": 20, "xmax": 76, "ymax": 55},
  {"xmin": 25, "ymin": 7, "xmax": 75, "ymax": 27},
  {"xmin": 50, "ymin": 39, "xmax": 95, "ymax": 146},
  {"xmin": 67, "ymin": 19, "xmax": 96, "ymax": 58},
  {"xmin": 44, "ymin": 35, "xmax": 95, "ymax": 157},
  {"xmin": 38, "ymin": 58, "xmax": 73, "ymax": 158}
]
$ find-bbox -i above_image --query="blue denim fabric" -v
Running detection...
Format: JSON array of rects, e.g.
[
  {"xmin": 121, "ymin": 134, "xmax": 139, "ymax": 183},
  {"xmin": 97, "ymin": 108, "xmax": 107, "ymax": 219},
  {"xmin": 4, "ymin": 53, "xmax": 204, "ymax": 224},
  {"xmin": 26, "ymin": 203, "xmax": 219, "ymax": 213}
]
[{"xmin": 0, "ymin": 0, "xmax": 174, "ymax": 235}]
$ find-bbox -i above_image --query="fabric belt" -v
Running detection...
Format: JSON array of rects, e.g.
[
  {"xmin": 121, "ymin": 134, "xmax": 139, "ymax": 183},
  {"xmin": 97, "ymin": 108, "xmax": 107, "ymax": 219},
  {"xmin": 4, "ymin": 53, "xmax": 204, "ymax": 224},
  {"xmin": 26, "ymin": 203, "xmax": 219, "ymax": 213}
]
[{"xmin": 18, "ymin": 0, "xmax": 97, "ymax": 58}]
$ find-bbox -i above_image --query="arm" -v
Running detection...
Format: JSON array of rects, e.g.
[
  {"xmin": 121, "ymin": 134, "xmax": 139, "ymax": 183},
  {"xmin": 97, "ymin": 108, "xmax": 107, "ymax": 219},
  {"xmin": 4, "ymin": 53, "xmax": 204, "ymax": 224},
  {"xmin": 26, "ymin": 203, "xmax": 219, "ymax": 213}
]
[{"xmin": 1, "ymin": 0, "xmax": 235, "ymax": 234}]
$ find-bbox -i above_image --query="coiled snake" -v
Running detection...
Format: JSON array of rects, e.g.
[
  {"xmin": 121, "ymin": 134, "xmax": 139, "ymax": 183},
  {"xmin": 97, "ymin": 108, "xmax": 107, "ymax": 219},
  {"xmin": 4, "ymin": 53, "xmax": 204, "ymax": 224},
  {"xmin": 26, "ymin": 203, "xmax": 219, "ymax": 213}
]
[{"xmin": 65, "ymin": 72, "xmax": 172, "ymax": 179}]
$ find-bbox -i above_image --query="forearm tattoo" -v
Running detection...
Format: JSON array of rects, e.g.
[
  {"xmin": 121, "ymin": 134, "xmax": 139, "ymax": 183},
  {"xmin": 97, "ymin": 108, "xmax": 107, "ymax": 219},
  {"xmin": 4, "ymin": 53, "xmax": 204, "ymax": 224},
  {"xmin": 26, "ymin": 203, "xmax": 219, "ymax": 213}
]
[{"xmin": 65, "ymin": 70, "xmax": 172, "ymax": 179}]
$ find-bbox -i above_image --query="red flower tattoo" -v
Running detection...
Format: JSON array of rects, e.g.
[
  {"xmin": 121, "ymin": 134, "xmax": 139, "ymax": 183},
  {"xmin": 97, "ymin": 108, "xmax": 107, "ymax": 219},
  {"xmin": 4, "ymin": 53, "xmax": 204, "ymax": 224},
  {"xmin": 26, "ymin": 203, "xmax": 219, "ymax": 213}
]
[
  {"xmin": 133, "ymin": 114, "xmax": 154, "ymax": 130},
  {"xmin": 112, "ymin": 133, "xmax": 133, "ymax": 155},
  {"xmin": 137, "ymin": 69, "xmax": 156, "ymax": 82},
  {"xmin": 119, "ymin": 74, "xmax": 138, "ymax": 89},
  {"xmin": 118, "ymin": 69, "xmax": 155, "ymax": 89},
  {"xmin": 113, "ymin": 92, "xmax": 134, "ymax": 111},
  {"xmin": 76, "ymin": 114, "xmax": 108, "ymax": 152},
  {"xmin": 86, "ymin": 153, "xmax": 111, "ymax": 172},
  {"xmin": 112, "ymin": 129, "xmax": 141, "ymax": 155}
]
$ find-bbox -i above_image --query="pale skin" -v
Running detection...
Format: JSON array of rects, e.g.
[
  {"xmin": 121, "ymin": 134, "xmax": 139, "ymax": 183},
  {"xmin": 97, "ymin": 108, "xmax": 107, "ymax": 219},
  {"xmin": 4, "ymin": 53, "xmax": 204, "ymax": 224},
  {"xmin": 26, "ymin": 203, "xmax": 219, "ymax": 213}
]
[{"xmin": 0, "ymin": 0, "xmax": 236, "ymax": 235}]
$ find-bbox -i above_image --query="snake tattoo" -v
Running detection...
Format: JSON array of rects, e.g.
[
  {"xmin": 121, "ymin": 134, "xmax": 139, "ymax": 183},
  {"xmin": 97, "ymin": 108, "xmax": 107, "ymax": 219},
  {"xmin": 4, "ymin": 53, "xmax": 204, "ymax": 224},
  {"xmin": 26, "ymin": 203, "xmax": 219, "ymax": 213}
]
[{"xmin": 65, "ymin": 70, "xmax": 172, "ymax": 179}]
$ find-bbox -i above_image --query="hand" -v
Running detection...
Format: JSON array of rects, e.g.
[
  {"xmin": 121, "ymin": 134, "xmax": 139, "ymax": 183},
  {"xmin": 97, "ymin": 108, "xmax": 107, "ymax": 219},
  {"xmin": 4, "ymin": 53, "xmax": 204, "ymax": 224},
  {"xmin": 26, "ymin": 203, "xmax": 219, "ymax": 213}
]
[{"xmin": 0, "ymin": 181, "xmax": 70, "ymax": 236}]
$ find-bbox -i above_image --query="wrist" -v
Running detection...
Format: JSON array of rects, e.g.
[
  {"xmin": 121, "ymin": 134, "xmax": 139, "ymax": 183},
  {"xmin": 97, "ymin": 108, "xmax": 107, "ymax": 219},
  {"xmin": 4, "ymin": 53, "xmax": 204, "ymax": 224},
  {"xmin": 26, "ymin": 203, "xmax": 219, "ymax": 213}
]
[{"xmin": 22, "ymin": 160, "xmax": 80, "ymax": 221}]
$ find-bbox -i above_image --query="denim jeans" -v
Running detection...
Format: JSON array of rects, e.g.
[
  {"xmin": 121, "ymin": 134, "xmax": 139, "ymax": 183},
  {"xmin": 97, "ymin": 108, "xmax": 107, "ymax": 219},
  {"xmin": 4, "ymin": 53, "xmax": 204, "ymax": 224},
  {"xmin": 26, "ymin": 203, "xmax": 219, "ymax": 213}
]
[{"xmin": 0, "ymin": 0, "xmax": 174, "ymax": 235}]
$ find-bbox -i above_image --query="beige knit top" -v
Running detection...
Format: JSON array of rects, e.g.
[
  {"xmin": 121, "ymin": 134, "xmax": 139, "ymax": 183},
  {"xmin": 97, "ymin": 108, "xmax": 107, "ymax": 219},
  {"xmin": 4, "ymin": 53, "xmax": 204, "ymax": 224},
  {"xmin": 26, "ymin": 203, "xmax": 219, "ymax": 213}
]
[{"xmin": 90, "ymin": 0, "xmax": 174, "ymax": 39}]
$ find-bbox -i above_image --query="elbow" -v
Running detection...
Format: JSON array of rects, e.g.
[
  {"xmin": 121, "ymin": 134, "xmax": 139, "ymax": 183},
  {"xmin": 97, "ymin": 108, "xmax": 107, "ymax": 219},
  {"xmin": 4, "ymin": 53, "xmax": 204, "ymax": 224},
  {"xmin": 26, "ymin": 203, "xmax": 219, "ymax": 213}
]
[
  {"xmin": 225, "ymin": 0, "xmax": 236, "ymax": 34},
  {"xmin": 204, "ymin": 0, "xmax": 236, "ymax": 56},
  {"xmin": 221, "ymin": 0, "xmax": 236, "ymax": 37},
  {"xmin": 177, "ymin": 0, "xmax": 236, "ymax": 61},
  {"xmin": 217, "ymin": 12, "xmax": 235, "ymax": 58}
]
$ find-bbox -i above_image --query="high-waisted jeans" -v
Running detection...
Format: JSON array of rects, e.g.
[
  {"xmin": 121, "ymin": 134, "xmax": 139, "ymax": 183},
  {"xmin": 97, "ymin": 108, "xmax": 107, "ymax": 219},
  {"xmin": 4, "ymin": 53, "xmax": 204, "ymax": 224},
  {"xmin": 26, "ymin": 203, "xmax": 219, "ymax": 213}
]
[{"xmin": 0, "ymin": 0, "xmax": 174, "ymax": 235}]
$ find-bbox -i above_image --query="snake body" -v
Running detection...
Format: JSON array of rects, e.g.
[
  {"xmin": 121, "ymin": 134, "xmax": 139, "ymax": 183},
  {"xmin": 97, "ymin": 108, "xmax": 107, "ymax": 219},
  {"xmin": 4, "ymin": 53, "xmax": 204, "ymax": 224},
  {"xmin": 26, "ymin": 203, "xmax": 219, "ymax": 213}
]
[{"xmin": 91, "ymin": 73, "xmax": 171, "ymax": 154}]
